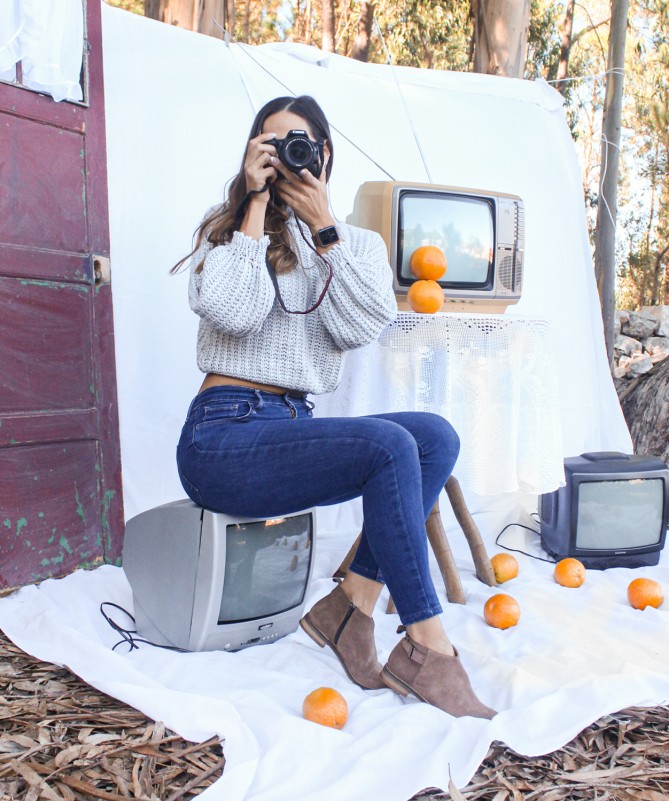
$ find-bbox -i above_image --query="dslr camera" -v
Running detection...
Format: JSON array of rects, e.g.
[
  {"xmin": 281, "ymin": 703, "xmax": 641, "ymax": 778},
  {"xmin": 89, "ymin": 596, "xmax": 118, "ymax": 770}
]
[{"xmin": 269, "ymin": 130, "xmax": 324, "ymax": 178}]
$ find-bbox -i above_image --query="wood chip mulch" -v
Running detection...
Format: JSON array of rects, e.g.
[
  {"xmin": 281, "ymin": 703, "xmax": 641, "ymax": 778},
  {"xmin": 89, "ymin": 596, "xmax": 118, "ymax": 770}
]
[
  {"xmin": 410, "ymin": 707, "xmax": 669, "ymax": 800},
  {"xmin": 2, "ymin": 629, "xmax": 669, "ymax": 801},
  {"xmin": 0, "ymin": 631, "xmax": 224, "ymax": 801}
]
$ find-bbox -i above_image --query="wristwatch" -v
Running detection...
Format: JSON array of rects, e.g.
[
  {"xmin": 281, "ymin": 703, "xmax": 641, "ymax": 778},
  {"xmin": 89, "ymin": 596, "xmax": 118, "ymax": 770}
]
[{"xmin": 312, "ymin": 225, "xmax": 340, "ymax": 248}]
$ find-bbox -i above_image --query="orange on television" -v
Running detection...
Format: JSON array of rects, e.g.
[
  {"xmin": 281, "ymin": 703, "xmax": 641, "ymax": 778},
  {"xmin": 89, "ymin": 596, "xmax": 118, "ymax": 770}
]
[{"xmin": 348, "ymin": 181, "xmax": 525, "ymax": 313}]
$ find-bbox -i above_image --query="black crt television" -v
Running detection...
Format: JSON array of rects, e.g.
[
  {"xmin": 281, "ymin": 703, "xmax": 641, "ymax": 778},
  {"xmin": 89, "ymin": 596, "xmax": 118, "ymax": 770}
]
[
  {"xmin": 539, "ymin": 452, "xmax": 669, "ymax": 569},
  {"xmin": 122, "ymin": 500, "xmax": 316, "ymax": 651},
  {"xmin": 347, "ymin": 181, "xmax": 525, "ymax": 313}
]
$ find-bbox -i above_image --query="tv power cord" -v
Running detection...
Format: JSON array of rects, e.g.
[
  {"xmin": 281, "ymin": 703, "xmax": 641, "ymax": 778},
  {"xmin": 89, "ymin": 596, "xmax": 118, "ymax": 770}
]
[
  {"xmin": 100, "ymin": 602, "xmax": 187, "ymax": 654},
  {"xmin": 494, "ymin": 513, "xmax": 557, "ymax": 564}
]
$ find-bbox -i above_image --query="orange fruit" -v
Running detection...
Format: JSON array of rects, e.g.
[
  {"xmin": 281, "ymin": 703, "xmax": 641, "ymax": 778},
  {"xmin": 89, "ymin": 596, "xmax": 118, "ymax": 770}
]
[
  {"xmin": 483, "ymin": 593, "xmax": 521, "ymax": 629},
  {"xmin": 410, "ymin": 245, "xmax": 448, "ymax": 280},
  {"xmin": 407, "ymin": 280, "xmax": 444, "ymax": 314},
  {"xmin": 627, "ymin": 577, "xmax": 664, "ymax": 610},
  {"xmin": 302, "ymin": 687, "xmax": 348, "ymax": 729},
  {"xmin": 554, "ymin": 558, "xmax": 586, "ymax": 588},
  {"xmin": 490, "ymin": 553, "xmax": 519, "ymax": 584}
]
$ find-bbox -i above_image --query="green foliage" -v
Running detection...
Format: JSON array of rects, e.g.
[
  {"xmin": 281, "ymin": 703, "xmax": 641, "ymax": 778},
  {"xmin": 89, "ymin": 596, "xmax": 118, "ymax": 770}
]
[
  {"xmin": 105, "ymin": 0, "xmax": 145, "ymax": 14},
  {"xmin": 526, "ymin": 0, "xmax": 563, "ymax": 79}
]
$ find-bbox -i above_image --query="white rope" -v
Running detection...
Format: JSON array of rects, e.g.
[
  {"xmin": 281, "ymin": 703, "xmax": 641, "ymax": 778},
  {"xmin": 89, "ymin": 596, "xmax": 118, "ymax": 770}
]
[
  {"xmin": 373, "ymin": 16, "xmax": 432, "ymax": 183},
  {"xmin": 599, "ymin": 131, "xmax": 620, "ymax": 231}
]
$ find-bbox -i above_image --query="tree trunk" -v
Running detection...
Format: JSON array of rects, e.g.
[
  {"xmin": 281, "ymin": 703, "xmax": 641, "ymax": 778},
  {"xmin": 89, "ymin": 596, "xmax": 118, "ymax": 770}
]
[
  {"xmin": 352, "ymin": 0, "xmax": 374, "ymax": 62},
  {"xmin": 472, "ymin": 0, "xmax": 530, "ymax": 78},
  {"xmin": 594, "ymin": 0, "xmax": 630, "ymax": 369},
  {"xmin": 225, "ymin": 0, "xmax": 236, "ymax": 36},
  {"xmin": 619, "ymin": 357, "xmax": 669, "ymax": 464},
  {"xmin": 243, "ymin": 0, "xmax": 250, "ymax": 42},
  {"xmin": 322, "ymin": 0, "xmax": 335, "ymax": 52},
  {"xmin": 199, "ymin": 0, "xmax": 226, "ymax": 38},
  {"xmin": 555, "ymin": 0, "xmax": 575, "ymax": 94},
  {"xmin": 145, "ymin": 0, "xmax": 228, "ymax": 38}
]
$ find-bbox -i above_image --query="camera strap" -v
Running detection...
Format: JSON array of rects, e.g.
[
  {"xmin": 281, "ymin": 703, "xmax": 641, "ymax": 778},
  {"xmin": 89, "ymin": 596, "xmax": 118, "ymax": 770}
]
[{"xmin": 265, "ymin": 219, "xmax": 333, "ymax": 315}]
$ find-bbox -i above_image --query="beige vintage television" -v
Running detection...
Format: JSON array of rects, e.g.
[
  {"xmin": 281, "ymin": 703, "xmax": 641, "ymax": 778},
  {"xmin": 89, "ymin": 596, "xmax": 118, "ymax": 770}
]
[{"xmin": 347, "ymin": 181, "xmax": 525, "ymax": 313}]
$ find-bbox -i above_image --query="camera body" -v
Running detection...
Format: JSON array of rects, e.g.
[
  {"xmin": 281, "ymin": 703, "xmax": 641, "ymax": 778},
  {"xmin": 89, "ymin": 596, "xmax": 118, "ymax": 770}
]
[{"xmin": 269, "ymin": 129, "xmax": 324, "ymax": 178}]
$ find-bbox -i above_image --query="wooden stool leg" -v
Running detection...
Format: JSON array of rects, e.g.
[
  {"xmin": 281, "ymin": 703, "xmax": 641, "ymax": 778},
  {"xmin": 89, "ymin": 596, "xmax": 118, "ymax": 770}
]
[
  {"xmin": 333, "ymin": 531, "xmax": 361, "ymax": 580},
  {"xmin": 425, "ymin": 499, "xmax": 466, "ymax": 605},
  {"xmin": 444, "ymin": 475, "xmax": 496, "ymax": 587}
]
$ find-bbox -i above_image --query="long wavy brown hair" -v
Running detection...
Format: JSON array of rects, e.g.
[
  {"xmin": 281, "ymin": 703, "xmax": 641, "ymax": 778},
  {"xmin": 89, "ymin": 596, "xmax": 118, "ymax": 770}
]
[{"xmin": 170, "ymin": 95, "xmax": 334, "ymax": 276}]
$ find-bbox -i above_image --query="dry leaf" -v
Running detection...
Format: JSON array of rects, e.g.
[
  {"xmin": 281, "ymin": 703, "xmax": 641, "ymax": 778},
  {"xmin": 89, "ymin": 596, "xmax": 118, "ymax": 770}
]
[{"xmin": 447, "ymin": 776, "xmax": 466, "ymax": 800}]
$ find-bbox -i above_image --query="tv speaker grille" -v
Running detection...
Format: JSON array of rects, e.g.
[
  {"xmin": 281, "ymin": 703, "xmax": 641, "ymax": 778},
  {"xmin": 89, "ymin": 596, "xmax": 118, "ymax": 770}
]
[
  {"xmin": 514, "ymin": 252, "xmax": 523, "ymax": 292},
  {"xmin": 498, "ymin": 253, "xmax": 514, "ymax": 290}
]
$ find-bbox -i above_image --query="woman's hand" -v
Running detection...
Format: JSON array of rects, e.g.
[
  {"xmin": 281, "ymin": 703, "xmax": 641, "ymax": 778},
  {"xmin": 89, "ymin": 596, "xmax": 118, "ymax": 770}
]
[
  {"xmin": 243, "ymin": 133, "xmax": 279, "ymax": 197},
  {"xmin": 272, "ymin": 158, "xmax": 336, "ymax": 233}
]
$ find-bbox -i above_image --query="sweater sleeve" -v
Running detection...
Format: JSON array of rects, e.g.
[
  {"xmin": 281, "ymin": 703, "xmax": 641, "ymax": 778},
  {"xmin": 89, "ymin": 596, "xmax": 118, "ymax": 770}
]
[
  {"xmin": 188, "ymin": 229, "xmax": 276, "ymax": 337},
  {"xmin": 316, "ymin": 228, "xmax": 397, "ymax": 350}
]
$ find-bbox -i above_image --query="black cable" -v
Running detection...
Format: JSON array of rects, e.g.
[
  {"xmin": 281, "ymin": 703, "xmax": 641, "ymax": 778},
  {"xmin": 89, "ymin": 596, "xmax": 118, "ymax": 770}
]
[
  {"xmin": 494, "ymin": 522, "xmax": 557, "ymax": 564},
  {"xmin": 100, "ymin": 602, "xmax": 187, "ymax": 654}
]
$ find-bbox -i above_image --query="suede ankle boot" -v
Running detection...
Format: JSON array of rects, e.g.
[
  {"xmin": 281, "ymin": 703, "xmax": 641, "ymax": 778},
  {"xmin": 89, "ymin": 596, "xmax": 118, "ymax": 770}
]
[
  {"xmin": 381, "ymin": 634, "xmax": 496, "ymax": 719},
  {"xmin": 300, "ymin": 584, "xmax": 385, "ymax": 690}
]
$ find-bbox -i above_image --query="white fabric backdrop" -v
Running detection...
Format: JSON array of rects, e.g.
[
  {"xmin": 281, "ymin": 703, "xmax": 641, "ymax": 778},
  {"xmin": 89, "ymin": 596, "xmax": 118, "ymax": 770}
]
[{"xmin": 0, "ymin": 0, "xmax": 84, "ymax": 101}]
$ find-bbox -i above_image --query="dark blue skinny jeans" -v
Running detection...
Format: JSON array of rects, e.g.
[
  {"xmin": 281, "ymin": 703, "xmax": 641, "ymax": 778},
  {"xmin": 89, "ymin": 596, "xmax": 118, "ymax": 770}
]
[{"xmin": 176, "ymin": 386, "xmax": 460, "ymax": 625}]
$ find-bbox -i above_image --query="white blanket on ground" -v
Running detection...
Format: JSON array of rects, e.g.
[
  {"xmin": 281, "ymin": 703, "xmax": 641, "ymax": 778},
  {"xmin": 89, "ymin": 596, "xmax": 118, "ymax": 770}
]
[{"xmin": 1, "ymin": 506, "xmax": 668, "ymax": 801}]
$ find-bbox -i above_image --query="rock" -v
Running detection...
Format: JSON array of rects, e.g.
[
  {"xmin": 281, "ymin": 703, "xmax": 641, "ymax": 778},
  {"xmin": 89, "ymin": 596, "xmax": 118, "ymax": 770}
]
[
  {"xmin": 622, "ymin": 310, "xmax": 659, "ymax": 339},
  {"xmin": 642, "ymin": 336, "xmax": 669, "ymax": 356},
  {"xmin": 641, "ymin": 304, "xmax": 669, "ymax": 337},
  {"xmin": 628, "ymin": 353, "xmax": 653, "ymax": 376},
  {"xmin": 651, "ymin": 351, "xmax": 669, "ymax": 365},
  {"xmin": 614, "ymin": 363, "xmax": 630, "ymax": 379},
  {"xmin": 614, "ymin": 334, "xmax": 643, "ymax": 356}
]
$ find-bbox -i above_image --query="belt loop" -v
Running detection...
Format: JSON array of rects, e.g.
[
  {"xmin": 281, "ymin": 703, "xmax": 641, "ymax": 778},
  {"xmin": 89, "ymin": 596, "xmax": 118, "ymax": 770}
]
[
  {"xmin": 254, "ymin": 389, "xmax": 264, "ymax": 410},
  {"xmin": 283, "ymin": 392, "xmax": 297, "ymax": 418}
]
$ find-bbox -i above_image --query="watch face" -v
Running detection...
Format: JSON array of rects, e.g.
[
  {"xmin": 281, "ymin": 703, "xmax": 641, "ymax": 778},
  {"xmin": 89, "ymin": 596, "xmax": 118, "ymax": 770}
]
[{"xmin": 317, "ymin": 226, "xmax": 339, "ymax": 246}]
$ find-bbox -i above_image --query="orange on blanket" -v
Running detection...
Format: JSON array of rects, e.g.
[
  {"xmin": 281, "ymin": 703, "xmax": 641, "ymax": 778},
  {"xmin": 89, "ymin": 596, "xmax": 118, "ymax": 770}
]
[
  {"xmin": 554, "ymin": 558, "xmax": 586, "ymax": 588},
  {"xmin": 490, "ymin": 553, "xmax": 519, "ymax": 584},
  {"xmin": 627, "ymin": 577, "xmax": 664, "ymax": 610},
  {"xmin": 302, "ymin": 687, "xmax": 348, "ymax": 729},
  {"xmin": 483, "ymin": 593, "xmax": 521, "ymax": 629}
]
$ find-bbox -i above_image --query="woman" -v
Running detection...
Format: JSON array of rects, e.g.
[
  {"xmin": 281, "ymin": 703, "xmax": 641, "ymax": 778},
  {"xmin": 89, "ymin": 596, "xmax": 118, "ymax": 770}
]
[{"xmin": 174, "ymin": 95, "xmax": 495, "ymax": 720}]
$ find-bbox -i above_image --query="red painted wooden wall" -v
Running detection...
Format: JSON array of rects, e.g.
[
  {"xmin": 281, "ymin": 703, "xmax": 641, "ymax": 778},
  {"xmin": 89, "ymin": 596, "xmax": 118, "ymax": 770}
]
[{"xmin": 0, "ymin": 0, "xmax": 124, "ymax": 590}]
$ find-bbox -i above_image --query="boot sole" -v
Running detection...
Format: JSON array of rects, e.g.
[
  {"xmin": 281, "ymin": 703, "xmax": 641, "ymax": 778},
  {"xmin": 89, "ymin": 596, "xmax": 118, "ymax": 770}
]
[
  {"xmin": 299, "ymin": 615, "xmax": 385, "ymax": 691},
  {"xmin": 382, "ymin": 666, "xmax": 497, "ymax": 719},
  {"xmin": 380, "ymin": 666, "xmax": 428, "ymax": 703}
]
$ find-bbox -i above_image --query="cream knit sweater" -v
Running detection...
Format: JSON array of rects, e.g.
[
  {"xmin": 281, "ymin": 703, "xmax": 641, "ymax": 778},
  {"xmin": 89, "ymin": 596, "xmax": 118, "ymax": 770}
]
[{"xmin": 188, "ymin": 210, "xmax": 397, "ymax": 395}]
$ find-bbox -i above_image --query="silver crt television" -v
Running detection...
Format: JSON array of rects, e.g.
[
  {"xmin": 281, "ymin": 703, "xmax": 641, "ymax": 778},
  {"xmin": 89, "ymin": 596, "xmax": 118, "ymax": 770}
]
[{"xmin": 122, "ymin": 500, "xmax": 316, "ymax": 651}]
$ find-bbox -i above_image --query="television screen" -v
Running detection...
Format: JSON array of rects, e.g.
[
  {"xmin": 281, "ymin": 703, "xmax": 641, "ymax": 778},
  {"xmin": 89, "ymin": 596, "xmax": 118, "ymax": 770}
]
[
  {"xmin": 576, "ymin": 478, "xmax": 664, "ymax": 551},
  {"xmin": 398, "ymin": 191, "xmax": 494, "ymax": 288},
  {"xmin": 219, "ymin": 516, "xmax": 313, "ymax": 623}
]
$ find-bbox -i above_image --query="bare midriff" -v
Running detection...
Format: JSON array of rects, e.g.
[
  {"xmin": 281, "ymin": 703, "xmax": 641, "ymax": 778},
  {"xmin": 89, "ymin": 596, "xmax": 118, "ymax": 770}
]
[{"xmin": 198, "ymin": 372, "xmax": 305, "ymax": 398}]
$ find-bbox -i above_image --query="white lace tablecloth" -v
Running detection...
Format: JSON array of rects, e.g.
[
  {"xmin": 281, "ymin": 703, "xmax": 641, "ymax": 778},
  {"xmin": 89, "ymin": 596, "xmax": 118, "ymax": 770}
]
[{"xmin": 318, "ymin": 312, "xmax": 565, "ymax": 496}]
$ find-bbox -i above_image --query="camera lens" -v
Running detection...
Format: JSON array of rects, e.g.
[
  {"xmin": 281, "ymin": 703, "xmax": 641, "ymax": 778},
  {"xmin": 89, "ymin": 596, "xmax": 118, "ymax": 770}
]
[{"xmin": 283, "ymin": 137, "xmax": 313, "ymax": 169}]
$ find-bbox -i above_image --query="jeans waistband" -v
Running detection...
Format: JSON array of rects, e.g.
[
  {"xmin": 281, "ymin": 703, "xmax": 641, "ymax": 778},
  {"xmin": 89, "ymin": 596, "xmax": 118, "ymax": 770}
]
[{"xmin": 187, "ymin": 385, "xmax": 313, "ymax": 417}]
